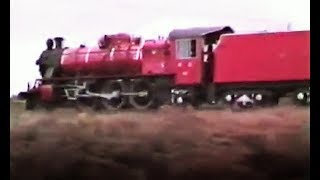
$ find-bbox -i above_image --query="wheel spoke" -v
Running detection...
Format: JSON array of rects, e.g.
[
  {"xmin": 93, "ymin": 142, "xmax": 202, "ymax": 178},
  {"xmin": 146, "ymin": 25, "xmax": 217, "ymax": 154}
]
[{"xmin": 100, "ymin": 80, "xmax": 127, "ymax": 110}]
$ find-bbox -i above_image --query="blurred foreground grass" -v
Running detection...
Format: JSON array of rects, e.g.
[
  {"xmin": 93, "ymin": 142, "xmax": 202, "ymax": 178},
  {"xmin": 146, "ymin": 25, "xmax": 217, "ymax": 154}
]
[
  {"xmin": 10, "ymin": 100, "xmax": 26, "ymax": 129},
  {"xmin": 10, "ymin": 99, "xmax": 310, "ymax": 180}
]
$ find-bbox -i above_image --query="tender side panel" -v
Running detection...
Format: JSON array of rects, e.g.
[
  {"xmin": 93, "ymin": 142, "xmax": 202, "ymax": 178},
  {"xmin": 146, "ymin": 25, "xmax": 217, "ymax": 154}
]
[{"xmin": 213, "ymin": 31, "xmax": 310, "ymax": 83}]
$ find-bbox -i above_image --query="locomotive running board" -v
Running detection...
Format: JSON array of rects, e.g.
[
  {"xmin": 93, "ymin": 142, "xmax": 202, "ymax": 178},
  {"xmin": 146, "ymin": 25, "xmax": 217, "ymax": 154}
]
[{"xmin": 37, "ymin": 73, "xmax": 175, "ymax": 82}]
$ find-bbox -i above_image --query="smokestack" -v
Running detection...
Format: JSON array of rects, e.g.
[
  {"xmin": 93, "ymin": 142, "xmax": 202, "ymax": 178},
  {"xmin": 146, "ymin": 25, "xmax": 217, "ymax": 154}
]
[{"xmin": 54, "ymin": 37, "xmax": 64, "ymax": 49}]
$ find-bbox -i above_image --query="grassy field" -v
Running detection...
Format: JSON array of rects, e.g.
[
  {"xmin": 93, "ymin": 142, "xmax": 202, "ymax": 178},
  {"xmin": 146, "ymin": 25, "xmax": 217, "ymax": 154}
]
[{"xmin": 10, "ymin": 100, "xmax": 310, "ymax": 180}]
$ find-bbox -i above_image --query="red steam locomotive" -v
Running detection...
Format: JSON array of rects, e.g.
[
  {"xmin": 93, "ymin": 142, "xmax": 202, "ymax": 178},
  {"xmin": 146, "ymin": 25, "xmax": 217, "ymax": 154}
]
[{"xmin": 18, "ymin": 26, "xmax": 310, "ymax": 110}]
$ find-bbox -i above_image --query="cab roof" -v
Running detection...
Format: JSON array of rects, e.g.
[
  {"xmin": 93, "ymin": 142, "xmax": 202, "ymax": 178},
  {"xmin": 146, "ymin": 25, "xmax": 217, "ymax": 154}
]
[{"xmin": 168, "ymin": 26, "xmax": 234, "ymax": 40}]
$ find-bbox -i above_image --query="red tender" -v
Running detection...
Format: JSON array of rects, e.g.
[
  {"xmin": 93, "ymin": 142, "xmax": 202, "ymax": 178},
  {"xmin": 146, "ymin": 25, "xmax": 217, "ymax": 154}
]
[{"xmin": 213, "ymin": 31, "xmax": 310, "ymax": 83}]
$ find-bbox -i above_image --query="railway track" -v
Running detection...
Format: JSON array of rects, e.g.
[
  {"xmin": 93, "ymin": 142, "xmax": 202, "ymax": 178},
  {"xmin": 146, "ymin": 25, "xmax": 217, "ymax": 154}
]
[{"xmin": 12, "ymin": 97, "xmax": 309, "ymax": 115}]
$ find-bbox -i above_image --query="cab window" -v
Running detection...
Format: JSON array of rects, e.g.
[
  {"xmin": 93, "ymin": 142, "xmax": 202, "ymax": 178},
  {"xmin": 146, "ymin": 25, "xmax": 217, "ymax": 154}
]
[{"xmin": 176, "ymin": 39, "xmax": 196, "ymax": 59}]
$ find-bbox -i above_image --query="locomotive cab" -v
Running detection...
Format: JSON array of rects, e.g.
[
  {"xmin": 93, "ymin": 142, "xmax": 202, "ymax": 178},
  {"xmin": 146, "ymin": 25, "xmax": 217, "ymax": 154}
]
[
  {"xmin": 168, "ymin": 26, "xmax": 234, "ymax": 105},
  {"xmin": 168, "ymin": 26, "xmax": 234, "ymax": 86}
]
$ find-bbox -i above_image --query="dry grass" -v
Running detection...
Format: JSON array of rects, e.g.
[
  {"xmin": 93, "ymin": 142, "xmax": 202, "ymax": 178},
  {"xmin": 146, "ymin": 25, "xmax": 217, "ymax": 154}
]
[{"xmin": 10, "ymin": 102, "xmax": 310, "ymax": 180}]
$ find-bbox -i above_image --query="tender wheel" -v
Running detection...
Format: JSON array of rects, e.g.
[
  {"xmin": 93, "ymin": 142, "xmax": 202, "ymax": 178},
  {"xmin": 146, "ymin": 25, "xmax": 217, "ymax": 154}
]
[
  {"xmin": 255, "ymin": 92, "xmax": 278, "ymax": 107},
  {"xmin": 100, "ymin": 80, "xmax": 128, "ymax": 110},
  {"xmin": 129, "ymin": 79, "xmax": 155, "ymax": 110},
  {"xmin": 189, "ymin": 87, "xmax": 201, "ymax": 109},
  {"xmin": 294, "ymin": 89, "xmax": 310, "ymax": 106}
]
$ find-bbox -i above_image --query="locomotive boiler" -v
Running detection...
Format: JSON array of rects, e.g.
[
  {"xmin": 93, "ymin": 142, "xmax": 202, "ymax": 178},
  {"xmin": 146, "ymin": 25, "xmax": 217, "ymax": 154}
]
[
  {"xmin": 18, "ymin": 26, "xmax": 310, "ymax": 111},
  {"xmin": 61, "ymin": 34, "xmax": 143, "ymax": 76}
]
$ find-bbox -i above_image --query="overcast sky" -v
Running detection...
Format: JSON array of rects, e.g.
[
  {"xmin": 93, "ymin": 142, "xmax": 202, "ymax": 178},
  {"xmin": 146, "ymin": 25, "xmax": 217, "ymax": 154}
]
[{"xmin": 10, "ymin": 0, "xmax": 310, "ymax": 96}]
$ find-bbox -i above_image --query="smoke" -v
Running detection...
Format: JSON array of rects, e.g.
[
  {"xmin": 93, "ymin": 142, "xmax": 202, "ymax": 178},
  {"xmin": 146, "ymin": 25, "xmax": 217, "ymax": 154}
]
[{"xmin": 10, "ymin": 106, "xmax": 309, "ymax": 180}]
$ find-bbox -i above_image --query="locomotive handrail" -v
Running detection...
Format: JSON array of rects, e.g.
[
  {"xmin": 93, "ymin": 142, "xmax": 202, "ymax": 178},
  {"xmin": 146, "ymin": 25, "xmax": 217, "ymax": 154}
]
[{"xmin": 36, "ymin": 73, "xmax": 176, "ymax": 82}]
